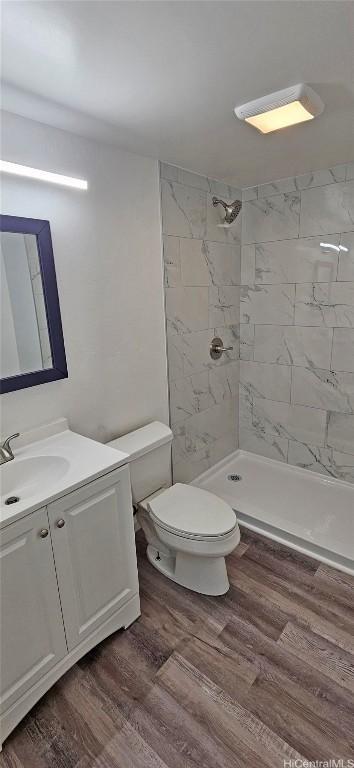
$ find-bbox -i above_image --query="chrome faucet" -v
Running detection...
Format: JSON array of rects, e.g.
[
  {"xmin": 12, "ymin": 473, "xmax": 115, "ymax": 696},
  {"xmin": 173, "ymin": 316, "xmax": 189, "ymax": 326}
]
[{"xmin": 0, "ymin": 434, "xmax": 20, "ymax": 465}]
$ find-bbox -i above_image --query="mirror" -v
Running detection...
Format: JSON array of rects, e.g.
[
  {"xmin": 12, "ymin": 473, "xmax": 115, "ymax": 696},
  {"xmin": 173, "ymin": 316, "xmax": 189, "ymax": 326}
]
[
  {"xmin": 1, "ymin": 232, "xmax": 52, "ymax": 376},
  {"xmin": 0, "ymin": 215, "xmax": 67, "ymax": 393}
]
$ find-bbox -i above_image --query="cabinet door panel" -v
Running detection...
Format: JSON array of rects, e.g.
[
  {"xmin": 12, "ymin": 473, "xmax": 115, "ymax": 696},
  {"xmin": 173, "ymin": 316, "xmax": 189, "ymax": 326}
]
[
  {"xmin": 48, "ymin": 467, "xmax": 139, "ymax": 650},
  {"xmin": 0, "ymin": 509, "xmax": 67, "ymax": 714}
]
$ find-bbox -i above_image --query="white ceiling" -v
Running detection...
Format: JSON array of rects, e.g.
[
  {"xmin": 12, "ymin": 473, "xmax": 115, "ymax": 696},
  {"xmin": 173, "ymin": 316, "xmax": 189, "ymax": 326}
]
[{"xmin": 1, "ymin": 1, "xmax": 354, "ymax": 186}]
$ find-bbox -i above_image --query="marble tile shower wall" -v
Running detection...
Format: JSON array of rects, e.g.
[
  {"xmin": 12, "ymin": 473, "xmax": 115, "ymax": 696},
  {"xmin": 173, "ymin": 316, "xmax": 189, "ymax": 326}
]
[
  {"xmin": 160, "ymin": 163, "xmax": 242, "ymax": 482},
  {"xmin": 240, "ymin": 162, "xmax": 354, "ymax": 482}
]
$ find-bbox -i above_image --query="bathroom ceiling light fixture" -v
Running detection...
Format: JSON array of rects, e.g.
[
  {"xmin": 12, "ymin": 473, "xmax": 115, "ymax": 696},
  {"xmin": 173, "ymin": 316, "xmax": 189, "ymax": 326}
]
[
  {"xmin": 0, "ymin": 160, "xmax": 88, "ymax": 190},
  {"xmin": 234, "ymin": 84, "xmax": 324, "ymax": 134}
]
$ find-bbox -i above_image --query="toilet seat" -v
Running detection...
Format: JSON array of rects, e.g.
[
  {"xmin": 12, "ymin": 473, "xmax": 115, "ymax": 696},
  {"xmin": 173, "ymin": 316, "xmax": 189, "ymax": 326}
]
[{"xmin": 147, "ymin": 483, "xmax": 237, "ymax": 540}]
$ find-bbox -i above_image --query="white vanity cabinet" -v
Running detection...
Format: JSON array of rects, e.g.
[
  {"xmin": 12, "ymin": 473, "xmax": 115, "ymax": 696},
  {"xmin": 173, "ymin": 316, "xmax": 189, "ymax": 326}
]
[
  {"xmin": 48, "ymin": 467, "xmax": 139, "ymax": 650},
  {"xmin": 0, "ymin": 464, "xmax": 140, "ymax": 746},
  {"xmin": 0, "ymin": 508, "xmax": 67, "ymax": 715}
]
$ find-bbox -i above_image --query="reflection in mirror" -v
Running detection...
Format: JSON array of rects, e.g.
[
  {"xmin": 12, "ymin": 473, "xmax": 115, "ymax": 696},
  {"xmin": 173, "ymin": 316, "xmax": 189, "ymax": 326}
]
[
  {"xmin": 1, "ymin": 232, "xmax": 52, "ymax": 378},
  {"xmin": 0, "ymin": 215, "xmax": 67, "ymax": 394}
]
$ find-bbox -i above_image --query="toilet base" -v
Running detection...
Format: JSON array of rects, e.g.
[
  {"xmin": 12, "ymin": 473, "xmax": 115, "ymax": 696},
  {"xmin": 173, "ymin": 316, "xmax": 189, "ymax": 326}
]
[{"xmin": 146, "ymin": 544, "xmax": 230, "ymax": 596}]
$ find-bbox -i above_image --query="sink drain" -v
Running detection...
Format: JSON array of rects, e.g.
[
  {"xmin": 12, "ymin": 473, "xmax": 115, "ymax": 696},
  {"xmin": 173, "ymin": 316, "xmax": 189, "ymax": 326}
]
[
  {"xmin": 5, "ymin": 495, "xmax": 20, "ymax": 505},
  {"xmin": 228, "ymin": 474, "xmax": 242, "ymax": 482}
]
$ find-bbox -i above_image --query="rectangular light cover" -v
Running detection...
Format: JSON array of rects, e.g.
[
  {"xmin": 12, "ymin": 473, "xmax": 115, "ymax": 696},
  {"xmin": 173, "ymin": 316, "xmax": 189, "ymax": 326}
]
[
  {"xmin": 245, "ymin": 100, "xmax": 314, "ymax": 134},
  {"xmin": 235, "ymin": 84, "xmax": 324, "ymax": 134},
  {"xmin": 0, "ymin": 160, "xmax": 88, "ymax": 190}
]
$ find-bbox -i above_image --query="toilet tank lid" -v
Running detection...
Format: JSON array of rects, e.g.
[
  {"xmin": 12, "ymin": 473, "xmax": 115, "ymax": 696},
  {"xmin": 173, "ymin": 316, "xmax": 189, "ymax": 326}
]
[{"xmin": 107, "ymin": 421, "xmax": 172, "ymax": 461}]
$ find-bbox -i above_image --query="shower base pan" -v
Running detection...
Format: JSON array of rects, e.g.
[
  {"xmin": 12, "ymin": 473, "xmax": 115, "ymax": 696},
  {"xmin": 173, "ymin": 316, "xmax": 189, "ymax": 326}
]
[{"xmin": 192, "ymin": 450, "xmax": 354, "ymax": 575}]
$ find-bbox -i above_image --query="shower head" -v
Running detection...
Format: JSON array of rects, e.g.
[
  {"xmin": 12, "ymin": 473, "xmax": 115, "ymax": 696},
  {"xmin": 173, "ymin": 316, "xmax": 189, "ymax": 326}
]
[{"xmin": 212, "ymin": 196, "xmax": 242, "ymax": 225}]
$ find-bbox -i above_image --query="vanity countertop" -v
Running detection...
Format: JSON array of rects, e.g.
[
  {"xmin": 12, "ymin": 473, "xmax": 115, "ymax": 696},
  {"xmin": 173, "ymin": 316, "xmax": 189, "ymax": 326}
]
[{"xmin": 0, "ymin": 428, "xmax": 129, "ymax": 529}]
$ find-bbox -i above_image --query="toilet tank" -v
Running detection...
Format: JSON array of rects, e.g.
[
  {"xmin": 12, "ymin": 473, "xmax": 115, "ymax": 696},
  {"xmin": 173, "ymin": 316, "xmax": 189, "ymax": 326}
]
[{"xmin": 108, "ymin": 421, "xmax": 173, "ymax": 504}]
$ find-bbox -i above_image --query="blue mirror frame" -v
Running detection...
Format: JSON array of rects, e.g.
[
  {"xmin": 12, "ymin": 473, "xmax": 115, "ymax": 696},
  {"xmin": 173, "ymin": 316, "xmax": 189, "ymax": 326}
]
[{"xmin": 0, "ymin": 215, "xmax": 68, "ymax": 394}]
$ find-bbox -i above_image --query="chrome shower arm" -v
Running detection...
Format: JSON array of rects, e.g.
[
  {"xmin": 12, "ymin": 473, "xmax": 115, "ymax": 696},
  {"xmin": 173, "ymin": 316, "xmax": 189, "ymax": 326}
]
[{"xmin": 212, "ymin": 197, "xmax": 228, "ymax": 212}]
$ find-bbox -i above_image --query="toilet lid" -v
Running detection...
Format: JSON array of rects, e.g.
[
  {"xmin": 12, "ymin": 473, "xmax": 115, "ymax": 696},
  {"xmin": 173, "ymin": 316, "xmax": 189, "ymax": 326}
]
[{"xmin": 147, "ymin": 483, "xmax": 236, "ymax": 538}]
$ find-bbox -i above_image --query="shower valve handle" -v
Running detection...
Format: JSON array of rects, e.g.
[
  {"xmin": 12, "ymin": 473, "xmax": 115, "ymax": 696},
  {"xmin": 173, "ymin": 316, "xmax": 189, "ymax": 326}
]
[{"xmin": 210, "ymin": 337, "xmax": 233, "ymax": 360}]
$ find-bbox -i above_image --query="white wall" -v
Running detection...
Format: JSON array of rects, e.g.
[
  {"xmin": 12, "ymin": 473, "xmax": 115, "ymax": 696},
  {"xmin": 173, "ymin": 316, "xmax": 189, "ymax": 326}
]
[{"xmin": 1, "ymin": 111, "xmax": 169, "ymax": 442}]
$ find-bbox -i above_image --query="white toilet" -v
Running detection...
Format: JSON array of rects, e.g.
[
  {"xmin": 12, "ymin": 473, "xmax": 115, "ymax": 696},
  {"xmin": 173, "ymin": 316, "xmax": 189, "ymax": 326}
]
[{"xmin": 109, "ymin": 422, "xmax": 240, "ymax": 595}]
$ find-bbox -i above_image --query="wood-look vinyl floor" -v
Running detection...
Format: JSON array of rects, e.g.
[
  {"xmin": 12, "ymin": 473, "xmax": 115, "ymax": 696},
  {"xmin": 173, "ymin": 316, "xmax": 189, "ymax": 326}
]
[{"xmin": 1, "ymin": 528, "xmax": 354, "ymax": 768}]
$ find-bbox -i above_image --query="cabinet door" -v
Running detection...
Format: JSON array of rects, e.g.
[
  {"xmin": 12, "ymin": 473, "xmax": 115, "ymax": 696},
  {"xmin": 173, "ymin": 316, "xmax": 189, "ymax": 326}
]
[
  {"xmin": 48, "ymin": 466, "xmax": 139, "ymax": 651},
  {"xmin": 0, "ymin": 508, "xmax": 67, "ymax": 714}
]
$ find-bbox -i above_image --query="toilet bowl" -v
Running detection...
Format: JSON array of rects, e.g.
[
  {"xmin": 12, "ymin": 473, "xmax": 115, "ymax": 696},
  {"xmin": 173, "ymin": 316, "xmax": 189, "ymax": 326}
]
[
  {"xmin": 108, "ymin": 422, "xmax": 240, "ymax": 595},
  {"xmin": 139, "ymin": 482, "xmax": 240, "ymax": 595}
]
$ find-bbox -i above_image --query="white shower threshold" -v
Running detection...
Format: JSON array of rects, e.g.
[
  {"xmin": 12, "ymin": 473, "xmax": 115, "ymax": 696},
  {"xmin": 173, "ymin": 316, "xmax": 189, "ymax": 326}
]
[{"xmin": 192, "ymin": 450, "xmax": 354, "ymax": 576}]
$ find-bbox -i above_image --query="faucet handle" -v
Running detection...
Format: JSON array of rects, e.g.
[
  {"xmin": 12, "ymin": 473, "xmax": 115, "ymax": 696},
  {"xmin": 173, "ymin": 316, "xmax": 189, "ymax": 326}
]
[{"xmin": 2, "ymin": 433, "xmax": 20, "ymax": 451}]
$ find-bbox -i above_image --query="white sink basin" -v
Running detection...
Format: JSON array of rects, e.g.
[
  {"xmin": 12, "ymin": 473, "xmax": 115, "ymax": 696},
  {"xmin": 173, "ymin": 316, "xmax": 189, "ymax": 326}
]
[
  {"xmin": 0, "ymin": 424, "xmax": 129, "ymax": 527},
  {"xmin": 1, "ymin": 456, "xmax": 70, "ymax": 503}
]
